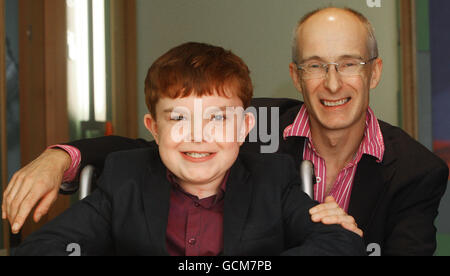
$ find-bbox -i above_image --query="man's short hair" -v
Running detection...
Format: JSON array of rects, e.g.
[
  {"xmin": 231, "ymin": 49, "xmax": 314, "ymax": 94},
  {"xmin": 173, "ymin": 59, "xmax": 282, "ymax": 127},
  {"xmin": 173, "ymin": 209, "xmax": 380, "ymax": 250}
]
[
  {"xmin": 144, "ymin": 42, "xmax": 253, "ymax": 118},
  {"xmin": 291, "ymin": 7, "xmax": 379, "ymax": 64}
]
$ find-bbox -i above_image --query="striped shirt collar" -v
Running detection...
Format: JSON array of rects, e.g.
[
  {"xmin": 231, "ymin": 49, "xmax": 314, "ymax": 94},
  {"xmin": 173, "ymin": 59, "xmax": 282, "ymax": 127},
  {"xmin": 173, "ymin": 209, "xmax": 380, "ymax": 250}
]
[{"xmin": 283, "ymin": 105, "xmax": 385, "ymax": 163}]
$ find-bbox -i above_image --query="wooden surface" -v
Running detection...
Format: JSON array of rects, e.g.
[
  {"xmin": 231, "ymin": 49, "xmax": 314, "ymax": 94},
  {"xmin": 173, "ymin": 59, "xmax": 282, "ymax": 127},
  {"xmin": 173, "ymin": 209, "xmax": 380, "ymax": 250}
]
[
  {"xmin": 110, "ymin": 0, "xmax": 138, "ymax": 139},
  {"xmin": 18, "ymin": 0, "xmax": 70, "ymax": 240},
  {"xmin": 400, "ymin": 0, "xmax": 419, "ymax": 140},
  {"xmin": 17, "ymin": 0, "xmax": 137, "ymax": 241},
  {"xmin": 0, "ymin": 0, "xmax": 11, "ymax": 253}
]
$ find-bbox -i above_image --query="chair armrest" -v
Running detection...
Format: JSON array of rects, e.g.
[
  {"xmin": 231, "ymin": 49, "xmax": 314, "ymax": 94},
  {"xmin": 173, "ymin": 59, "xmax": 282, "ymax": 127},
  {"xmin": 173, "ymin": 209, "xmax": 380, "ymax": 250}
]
[{"xmin": 79, "ymin": 165, "xmax": 96, "ymax": 200}]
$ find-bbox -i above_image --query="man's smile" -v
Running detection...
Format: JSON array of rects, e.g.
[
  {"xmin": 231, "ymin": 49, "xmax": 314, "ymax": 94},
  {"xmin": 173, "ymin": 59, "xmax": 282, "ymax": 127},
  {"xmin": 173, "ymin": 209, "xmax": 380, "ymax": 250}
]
[{"xmin": 320, "ymin": 97, "xmax": 351, "ymax": 108}]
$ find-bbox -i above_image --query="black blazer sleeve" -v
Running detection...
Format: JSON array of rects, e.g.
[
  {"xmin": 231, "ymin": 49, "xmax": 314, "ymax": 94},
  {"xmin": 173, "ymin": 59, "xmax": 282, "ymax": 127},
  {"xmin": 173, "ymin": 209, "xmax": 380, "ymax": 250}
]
[
  {"xmin": 14, "ymin": 155, "xmax": 119, "ymax": 256},
  {"xmin": 384, "ymin": 165, "xmax": 448, "ymax": 256},
  {"xmin": 66, "ymin": 135, "xmax": 156, "ymax": 174},
  {"xmin": 277, "ymin": 157, "xmax": 366, "ymax": 256}
]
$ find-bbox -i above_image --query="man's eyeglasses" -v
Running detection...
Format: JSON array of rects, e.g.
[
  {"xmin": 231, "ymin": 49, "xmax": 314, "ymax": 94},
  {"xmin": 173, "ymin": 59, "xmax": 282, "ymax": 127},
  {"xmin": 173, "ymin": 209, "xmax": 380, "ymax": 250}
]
[{"xmin": 296, "ymin": 56, "xmax": 378, "ymax": 80}]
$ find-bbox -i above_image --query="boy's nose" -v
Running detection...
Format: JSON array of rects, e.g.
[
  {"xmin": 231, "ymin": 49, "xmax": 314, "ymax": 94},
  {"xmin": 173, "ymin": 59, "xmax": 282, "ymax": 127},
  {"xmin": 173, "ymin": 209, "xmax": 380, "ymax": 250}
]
[{"xmin": 190, "ymin": 121, "xmax": 203, "ymax": 143}]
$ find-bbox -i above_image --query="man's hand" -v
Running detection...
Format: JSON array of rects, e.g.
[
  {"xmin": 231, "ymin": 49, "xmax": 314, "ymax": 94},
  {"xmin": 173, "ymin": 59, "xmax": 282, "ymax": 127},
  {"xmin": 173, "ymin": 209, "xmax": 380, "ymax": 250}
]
[
  {"xmin": 309, "ymin": 196, "xmax": 363, "ymax": 237},
  {"xmin": 2, "ymin": 149, "xmax": 71, "ymax": 234}
]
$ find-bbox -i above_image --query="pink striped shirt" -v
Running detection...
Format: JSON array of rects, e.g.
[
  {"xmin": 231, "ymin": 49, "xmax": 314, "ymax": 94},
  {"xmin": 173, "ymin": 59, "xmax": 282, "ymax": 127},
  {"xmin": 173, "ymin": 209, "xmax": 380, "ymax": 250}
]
[
  {"xmin": 48, "ymin": 145, "xmax": 81, "ymax": 183},
  {"xmin": 283, "ymin": 105, "xmax": 385, "ymax": 212}
]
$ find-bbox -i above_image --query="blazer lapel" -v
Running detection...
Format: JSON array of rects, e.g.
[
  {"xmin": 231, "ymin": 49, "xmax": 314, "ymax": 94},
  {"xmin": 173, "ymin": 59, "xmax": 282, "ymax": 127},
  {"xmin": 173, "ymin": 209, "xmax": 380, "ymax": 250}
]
[
  {"xmin": 280, "ymin": 136, "xmax": 306, "ymax": 168},
  {"xmin": 140, "ymin": 151, "xmax": 171, "ymax": 256},
  {"xmin": 223, "ymin": 156, "xmax": 251, "ymax": 256},
  {"xmin": 348, "ymin": 151, "xmax": 397, "ymax": 232}
]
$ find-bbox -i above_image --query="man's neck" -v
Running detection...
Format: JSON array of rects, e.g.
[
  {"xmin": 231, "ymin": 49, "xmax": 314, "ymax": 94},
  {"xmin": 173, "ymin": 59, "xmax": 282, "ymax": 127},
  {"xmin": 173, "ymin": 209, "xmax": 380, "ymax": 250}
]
[{"xmin": 310, "ymin": 117, "xmax": 366, "ymax": 168}]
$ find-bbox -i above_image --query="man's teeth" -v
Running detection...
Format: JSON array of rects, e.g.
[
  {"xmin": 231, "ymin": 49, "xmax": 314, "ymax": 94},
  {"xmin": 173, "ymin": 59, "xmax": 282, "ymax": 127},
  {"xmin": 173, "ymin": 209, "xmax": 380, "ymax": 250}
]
[
  {"xmin": 185, "ymin": 152, "xmax": 212, "ymax": 158},
  {"xmin": 323, "ymin": 98, "xmax": 350, "ymax": 107}
]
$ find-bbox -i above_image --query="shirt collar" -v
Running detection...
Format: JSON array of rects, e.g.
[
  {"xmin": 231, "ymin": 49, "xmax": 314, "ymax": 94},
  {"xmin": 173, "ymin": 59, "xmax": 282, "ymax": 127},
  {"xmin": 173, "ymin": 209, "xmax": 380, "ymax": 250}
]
[
  {"xmin": 283, "ymin": 105, "xmax": 385, "ymax": 162},
  {"xmin": 166, "ymin": 169, "xmax": 228, "ymax": 205}
]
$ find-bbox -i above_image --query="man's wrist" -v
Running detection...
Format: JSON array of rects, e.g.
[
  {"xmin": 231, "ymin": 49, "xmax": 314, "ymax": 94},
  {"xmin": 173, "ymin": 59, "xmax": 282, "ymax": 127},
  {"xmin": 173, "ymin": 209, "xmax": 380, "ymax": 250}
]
[
  {"xmin": 47, "ymin": 145, "xmax": 81, "ymax": 183},
  {"xmin": 45, "ymin": 148, "xmax": 72, "ymax": 172}
]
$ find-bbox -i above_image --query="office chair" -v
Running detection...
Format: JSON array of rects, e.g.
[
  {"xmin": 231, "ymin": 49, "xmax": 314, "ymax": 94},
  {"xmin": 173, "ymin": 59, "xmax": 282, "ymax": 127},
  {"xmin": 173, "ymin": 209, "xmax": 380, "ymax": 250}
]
[{"xmin": 77, "ymin": 162, "xmax": 315, "ymax": 200}]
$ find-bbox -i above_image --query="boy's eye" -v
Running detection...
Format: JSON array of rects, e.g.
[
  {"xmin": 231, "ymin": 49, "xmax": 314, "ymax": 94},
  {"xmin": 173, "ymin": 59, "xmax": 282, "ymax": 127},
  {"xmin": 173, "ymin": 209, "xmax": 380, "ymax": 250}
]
[
  {"xmin": 170, "ymin": 114, "xmax": 187, "ymax": 121},
  {"xmin": 211, "ymin": 114, "xmax": 225, "ymax": 121}
]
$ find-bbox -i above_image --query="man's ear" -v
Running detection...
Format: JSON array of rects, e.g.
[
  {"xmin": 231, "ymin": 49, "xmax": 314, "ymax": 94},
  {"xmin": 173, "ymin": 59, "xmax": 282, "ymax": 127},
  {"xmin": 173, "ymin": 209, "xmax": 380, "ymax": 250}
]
[
  {"xmin": 369, "ymin": 58, "xmax": 383, "ymax": 90},
  {"xmin": 238, "ymin": 112, "xmax": 256, "ymax": 146},
  {"xmin": 289, "ymin": 62, "xmax": 303, "ymax": 93},
  {"xmin": 143, "ymin": 114, "xmax": 159, "ymax": 144}
]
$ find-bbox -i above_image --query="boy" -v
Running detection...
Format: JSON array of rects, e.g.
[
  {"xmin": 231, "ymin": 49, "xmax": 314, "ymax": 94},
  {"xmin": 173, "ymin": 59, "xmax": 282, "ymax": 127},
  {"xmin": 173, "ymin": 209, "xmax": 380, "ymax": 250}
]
[{"xmin": 15, "ymin": 42, "xmax": 364, "ymax": 256}]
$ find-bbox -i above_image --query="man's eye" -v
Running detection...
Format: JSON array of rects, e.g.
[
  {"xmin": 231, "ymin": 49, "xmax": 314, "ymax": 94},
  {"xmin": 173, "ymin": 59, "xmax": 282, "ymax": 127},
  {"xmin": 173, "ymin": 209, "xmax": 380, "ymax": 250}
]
[
  {"xmin": 341, "ymin": 60, "xmax": 358, "ymax": 67},
  {"xmin": 308, "ymin": 63, "xmax": 322, "ymax": 69}
]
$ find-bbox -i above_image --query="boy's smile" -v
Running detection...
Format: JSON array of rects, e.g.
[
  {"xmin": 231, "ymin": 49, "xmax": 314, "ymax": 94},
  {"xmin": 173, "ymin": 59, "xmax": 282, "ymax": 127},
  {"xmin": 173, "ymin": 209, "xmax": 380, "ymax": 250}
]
[{"xmin": 181, "ymin": 152, "xmax": 217, "ymax": 162}]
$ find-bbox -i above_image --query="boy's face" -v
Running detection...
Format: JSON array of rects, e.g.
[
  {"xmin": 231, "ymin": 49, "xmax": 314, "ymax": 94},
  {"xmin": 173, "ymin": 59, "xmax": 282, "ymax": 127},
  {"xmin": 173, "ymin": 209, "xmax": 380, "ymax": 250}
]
[{"xmin": 144, "ymin": 93, "xmax": 255, "ymax": 187}]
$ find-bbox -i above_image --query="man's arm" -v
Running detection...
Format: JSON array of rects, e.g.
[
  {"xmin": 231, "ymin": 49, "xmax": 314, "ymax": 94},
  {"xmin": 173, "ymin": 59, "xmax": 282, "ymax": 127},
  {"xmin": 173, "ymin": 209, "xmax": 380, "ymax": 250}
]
[
  {"xmin": 2, "ymin": 136, "xmax": 153, "ymax": 233},
  {"xmin": 13, "ymin": 159, "xmax": 117, "ymax": 256},
  {"xmin": 281, "ymin": 180, "xmax": 366, "ymax": 256},
  {"xmin": 279, "ymin": 157, "xmax": 366, "ymax": 256},
  {"xmin": 66, "ymin": 135, "xmax": 155, "ymax": 175},
  {"xmin": 2, "ymin": 148, "xmax": 71, "ymax": 233},
  {"xmin": 384, "ymin": 165, "xmax": 448, "ymax": 256}
]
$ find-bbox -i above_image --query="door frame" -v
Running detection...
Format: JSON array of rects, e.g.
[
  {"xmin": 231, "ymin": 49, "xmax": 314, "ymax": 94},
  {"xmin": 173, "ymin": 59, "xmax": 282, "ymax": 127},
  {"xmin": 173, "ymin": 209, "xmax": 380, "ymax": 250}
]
[
  {"xmin": 17, "ymin": 0, "xmax": 137, "ymax": 242},
  {"xmin": 110, "ymin": 0, "xmax": 138, "ymax": 138},
  {"xmin": 0, "ymin": 0, "xmax": 11, "ymax": 254},
  {"xmin": 18, "ymin": 0, "xmax": 70, "ymax": 241},
  {"xmin": 399, "ymin": 0, "xmax": 419, "ymax": 139}
]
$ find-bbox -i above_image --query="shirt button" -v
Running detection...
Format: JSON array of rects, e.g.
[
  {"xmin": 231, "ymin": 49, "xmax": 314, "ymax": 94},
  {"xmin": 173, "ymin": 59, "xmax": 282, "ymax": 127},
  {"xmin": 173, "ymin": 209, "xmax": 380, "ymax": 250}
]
[
  {"xmin": 194, "ymin": 202, "xmax": 200, "ymax": 207},
  {"xmin": 316, "ymin": 177, "xmax": 322, "ymax": 183},
  {"xmin": 188, "ymin": 238, "xmax": 196, "ymax": 245}
]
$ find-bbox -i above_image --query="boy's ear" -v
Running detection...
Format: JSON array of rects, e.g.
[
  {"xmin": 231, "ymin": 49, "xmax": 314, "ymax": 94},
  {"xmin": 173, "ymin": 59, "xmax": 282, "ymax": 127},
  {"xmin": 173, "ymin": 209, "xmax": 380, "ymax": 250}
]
[
  {"xmin": 238, "ymin": 112, "xmax": 256, "ymax": 146},
  {"xmin": 144, "ymin": 114, "xmax": 159, "ymax": 144}
]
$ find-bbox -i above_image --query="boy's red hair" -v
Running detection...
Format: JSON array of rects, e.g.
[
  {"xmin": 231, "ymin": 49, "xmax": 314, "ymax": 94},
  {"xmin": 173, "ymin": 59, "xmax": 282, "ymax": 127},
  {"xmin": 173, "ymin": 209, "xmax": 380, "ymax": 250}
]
[{"xmin": 145, "ymin": 42, "xmax": 253, "ymax": 117}]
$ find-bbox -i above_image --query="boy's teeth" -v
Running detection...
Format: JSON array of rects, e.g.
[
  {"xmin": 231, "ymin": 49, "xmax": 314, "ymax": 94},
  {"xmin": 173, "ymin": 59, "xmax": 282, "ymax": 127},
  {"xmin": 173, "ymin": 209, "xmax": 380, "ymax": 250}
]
[
  {"xmin": 185, "ymin": 152, "xmax": 211, "ymax": 158},
  {"xmin": 323, "ymin": 98, "xmax": 350, "ymax": 107}
]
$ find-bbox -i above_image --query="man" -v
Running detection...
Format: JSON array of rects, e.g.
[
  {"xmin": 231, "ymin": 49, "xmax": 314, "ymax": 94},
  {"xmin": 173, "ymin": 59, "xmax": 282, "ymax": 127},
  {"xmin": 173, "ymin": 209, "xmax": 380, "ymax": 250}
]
[{"xmin": 3, "ymin": 7, "xmax": 448, "ymax": 255}]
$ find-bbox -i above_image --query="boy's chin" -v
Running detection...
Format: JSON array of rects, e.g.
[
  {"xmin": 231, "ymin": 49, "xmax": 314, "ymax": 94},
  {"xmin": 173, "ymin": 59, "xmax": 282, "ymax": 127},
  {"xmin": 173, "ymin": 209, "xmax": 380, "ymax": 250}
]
[
  {"xmin": 179, "ymin": 171, "xmax": 222, "ymax": 184},
  {"xmin": 184, "ymin": 173, "xmax": 217, "ymax": 183}
]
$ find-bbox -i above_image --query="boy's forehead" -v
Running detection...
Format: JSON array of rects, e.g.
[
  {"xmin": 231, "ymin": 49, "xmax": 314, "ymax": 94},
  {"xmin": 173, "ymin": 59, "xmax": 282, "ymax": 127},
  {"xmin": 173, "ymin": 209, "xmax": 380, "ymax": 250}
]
[{"xmin": 157, "ymin": 94, "xmax": 244, "ymax": 109}]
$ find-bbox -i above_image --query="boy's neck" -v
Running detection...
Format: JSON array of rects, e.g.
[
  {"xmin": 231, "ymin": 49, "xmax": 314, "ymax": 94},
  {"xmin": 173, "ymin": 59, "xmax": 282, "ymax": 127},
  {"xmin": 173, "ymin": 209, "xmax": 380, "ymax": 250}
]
[{"xmin": 176, "ymin": 172, "xmax": 228, "ymax": 199}]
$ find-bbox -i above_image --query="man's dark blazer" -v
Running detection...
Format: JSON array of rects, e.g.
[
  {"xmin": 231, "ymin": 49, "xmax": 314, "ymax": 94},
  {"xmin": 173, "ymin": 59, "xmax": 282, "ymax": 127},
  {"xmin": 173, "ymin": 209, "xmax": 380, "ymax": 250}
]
[
  {"xmin": 63, "ymin": 98, "xmax": 448, "ymax": 256},
  {"xmin": 16, "ymin": 148, "xmax": 365, "ymax": 256}
]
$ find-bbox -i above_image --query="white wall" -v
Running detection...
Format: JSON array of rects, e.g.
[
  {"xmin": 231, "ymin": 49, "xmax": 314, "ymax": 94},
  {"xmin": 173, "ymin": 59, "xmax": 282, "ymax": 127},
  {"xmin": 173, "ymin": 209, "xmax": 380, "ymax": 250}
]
[{"xmin": 136, "ymin": 0, "xmax": 399, "ymax": 139}]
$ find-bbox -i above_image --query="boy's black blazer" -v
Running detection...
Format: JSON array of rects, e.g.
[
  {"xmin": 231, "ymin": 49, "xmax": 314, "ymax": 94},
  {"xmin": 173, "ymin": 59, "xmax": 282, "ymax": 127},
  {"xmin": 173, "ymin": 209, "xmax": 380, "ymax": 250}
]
[
  {"xmin": 63, "ymin": 98, "xmax": 448, "ymax": 255},
  {"xmin": 16, "ymin": 149, "xmax": 365, "ymax": 256}
]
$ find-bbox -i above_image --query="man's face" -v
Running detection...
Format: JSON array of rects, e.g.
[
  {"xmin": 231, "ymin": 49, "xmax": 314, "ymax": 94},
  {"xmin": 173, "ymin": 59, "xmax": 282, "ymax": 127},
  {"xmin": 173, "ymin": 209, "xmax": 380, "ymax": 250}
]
[
  {"xmin": 290, "ymin": 10, "xmax": 382, "ymax": 132},
  {"xmin": 144, "ymin": 93, "xmax": 254, "ymax": 187}
]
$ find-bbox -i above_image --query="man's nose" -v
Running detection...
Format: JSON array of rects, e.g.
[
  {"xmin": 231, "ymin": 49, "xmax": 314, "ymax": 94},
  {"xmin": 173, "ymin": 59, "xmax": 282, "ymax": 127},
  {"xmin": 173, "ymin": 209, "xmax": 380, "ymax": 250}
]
[{"xmin": 324, "ymin": 65, "xmax": 343, "ymax": 93}]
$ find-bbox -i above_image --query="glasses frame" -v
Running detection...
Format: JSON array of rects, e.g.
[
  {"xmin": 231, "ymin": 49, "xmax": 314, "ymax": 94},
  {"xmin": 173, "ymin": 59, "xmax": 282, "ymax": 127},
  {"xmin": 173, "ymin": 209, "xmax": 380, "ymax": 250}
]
[{"xmin": 296, "ymin": 56, "xmax": 379, "ymax": 78}]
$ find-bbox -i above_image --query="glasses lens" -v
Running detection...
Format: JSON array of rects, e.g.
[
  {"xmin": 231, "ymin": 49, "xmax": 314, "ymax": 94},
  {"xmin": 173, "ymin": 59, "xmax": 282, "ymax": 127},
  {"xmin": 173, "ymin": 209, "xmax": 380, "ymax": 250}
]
[
  {"xmin": 300, "ymin": 62, "xmax": 325, "ymax": 79},
  {"xmin": 338, "ymin": 59, "xmax": 362, "ymax": 75}
]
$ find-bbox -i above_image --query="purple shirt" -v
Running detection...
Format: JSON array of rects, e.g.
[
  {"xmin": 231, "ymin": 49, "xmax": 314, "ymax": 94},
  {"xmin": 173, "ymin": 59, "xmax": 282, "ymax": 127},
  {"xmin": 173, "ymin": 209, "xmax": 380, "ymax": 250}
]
[{"xmin": 165, "ymin": 171, "xmax": 229, "ymax": 256}]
